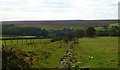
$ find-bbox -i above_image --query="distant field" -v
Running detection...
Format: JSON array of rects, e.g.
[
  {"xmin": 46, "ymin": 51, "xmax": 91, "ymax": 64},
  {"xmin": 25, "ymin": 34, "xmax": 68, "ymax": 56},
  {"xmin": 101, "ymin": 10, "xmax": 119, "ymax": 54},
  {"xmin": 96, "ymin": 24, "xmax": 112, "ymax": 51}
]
[
  {"xmin": 2, "ymin": 37, "xmax": 118, "ymax": 68},
  {"xmin": 0, "ymin": 40, "xmax": 2, "ymax": 51},
  {"xmin": 1, "ymin": 36, "xmax": 36, "ymax": 39},
  {"xmin": 2, "ymin": 20, "xmax": 118, "ymax": 30},
  {"xmin": 18, "ymin": 25, "xmax": 88, "ymax": 30}
]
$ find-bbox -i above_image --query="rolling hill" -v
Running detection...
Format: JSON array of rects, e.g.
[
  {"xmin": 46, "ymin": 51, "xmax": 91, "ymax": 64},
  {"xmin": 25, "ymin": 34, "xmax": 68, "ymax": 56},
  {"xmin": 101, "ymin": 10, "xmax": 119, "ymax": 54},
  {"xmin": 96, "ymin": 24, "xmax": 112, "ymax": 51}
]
[{"xmin": 2, "ymin": 20, "xmax": 118, "ymax": 29}]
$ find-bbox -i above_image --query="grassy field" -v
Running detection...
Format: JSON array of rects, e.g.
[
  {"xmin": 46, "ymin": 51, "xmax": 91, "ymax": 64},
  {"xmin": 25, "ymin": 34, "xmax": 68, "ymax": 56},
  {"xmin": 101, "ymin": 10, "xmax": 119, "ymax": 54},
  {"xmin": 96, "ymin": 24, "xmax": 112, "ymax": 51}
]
[
  {"xmin": 2, "ymin": 37, "xmax": 118, "ymax": 68},
  {"xmin": 73, "ymin": 37, "xmax": 118, "ymax": 68},
  {"xmin": 2, "ymin": 39, "xmax": 70, "ymax": 68}
]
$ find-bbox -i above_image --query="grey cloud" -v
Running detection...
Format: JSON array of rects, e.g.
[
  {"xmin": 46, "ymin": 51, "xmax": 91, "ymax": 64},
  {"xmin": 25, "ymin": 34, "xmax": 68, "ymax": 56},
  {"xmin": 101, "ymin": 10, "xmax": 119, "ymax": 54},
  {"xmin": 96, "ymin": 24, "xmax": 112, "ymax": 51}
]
[
  {"xmin": 0, "ymin": 0, "xmax": 118, "ymax": 20},
  {"xmin": 0, "ymin": 0, "xmax": 27, "ymax": 11}
]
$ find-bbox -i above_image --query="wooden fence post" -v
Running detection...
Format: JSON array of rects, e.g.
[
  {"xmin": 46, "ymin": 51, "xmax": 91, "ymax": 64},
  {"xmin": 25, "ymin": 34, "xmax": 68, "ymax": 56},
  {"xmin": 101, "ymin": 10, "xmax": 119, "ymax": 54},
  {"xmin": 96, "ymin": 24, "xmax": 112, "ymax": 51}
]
[
  {"xmin": 11, "ymin": 40, "xmax": 13, "ymax": 45},
  {"xmin": 4, "ymin": 40, "xmax": 6, "ymax": 46},
  {"xmin": 17, "ymin": 39, "xmax": 18, "ymax": 44}
]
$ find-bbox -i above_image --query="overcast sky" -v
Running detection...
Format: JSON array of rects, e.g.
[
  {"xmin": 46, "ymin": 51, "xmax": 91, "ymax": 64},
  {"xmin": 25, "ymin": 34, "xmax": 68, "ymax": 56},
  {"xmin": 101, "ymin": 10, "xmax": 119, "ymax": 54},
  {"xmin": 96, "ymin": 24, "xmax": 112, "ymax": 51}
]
[{"xmin": 0, "ymin": 0, "xmax": 119, "ymax": 21}]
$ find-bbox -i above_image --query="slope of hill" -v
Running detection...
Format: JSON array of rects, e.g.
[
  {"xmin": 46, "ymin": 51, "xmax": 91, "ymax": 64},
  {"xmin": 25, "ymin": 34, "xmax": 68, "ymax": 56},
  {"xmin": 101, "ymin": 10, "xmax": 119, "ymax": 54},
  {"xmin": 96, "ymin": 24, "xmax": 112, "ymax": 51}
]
[{"xmin": 2, "ymin": 20, "xmax": 118, "ymax": 29}]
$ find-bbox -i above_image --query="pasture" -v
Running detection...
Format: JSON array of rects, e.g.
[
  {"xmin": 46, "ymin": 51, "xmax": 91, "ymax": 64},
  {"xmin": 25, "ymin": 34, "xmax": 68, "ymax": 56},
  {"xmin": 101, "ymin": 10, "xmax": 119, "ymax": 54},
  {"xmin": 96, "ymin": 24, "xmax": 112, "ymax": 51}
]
[{"xmin": 2, "ymin": 37, "xmax": 118, "ymax": 68}]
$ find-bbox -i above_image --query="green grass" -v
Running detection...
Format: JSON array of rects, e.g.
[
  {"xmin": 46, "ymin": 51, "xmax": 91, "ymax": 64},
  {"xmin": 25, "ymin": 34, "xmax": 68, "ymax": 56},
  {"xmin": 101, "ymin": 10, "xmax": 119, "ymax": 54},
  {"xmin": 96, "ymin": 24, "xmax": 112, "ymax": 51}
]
[
  {"xmin": 18, "ymin": 24, "xmax": 87, "ymax": 30},
  {"xmin": 109, "ymin": 23, "xmax": 119, "ymax": 27},
  {"xmin": 2, "ymin": 39, "xmax": 51, "ymax": 45},
  {"xmin": 1, "ymin": 36, "xmax": 36, "ymax": 39},
  {"xmin": 73, "ymin": 37, "xmax": 118, "ymax": 68},
  {"xmin": 3, "ymin": 39, "xmax": 70, "ymax": 68},
  {"xmin": 0, "ymin": 40, "xmax": 2, "ymax": 51},
  {"xmin": 2, "ymin": 37, "xmax": 119, "ymax": 68}
]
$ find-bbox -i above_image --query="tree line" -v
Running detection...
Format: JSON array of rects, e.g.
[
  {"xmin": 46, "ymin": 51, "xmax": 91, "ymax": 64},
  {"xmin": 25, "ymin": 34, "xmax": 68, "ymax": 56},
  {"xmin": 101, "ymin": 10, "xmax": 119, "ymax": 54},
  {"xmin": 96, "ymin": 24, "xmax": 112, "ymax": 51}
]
[
  {"xmin": 2, "ymin": 24, "xmax": 119, "ymax": 40},
  {"xmin": 96, "ymin": 26, "xmax": 119, "ymax": 36},
  {"xmin": 2, "ymin": 26, "xmax": 49, "ymax": 37}
]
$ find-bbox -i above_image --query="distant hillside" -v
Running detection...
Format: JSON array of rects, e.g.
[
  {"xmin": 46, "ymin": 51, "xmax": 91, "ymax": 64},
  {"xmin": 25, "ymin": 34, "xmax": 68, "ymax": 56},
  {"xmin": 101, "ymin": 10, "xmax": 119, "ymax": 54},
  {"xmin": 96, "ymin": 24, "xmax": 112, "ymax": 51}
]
[
  {"xmin": 2, "ymin": 20, "xmax": 118, "ymax": 30},
  {"xmin": 2, "ymin": 20, "xmax": 118, "ymax": 27}
]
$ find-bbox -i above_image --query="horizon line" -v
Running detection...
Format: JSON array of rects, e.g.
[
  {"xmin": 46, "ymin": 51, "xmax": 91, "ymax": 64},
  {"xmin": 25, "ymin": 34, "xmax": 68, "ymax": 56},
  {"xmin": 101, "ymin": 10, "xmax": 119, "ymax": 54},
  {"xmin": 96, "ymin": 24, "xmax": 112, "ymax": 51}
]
[{"xmin": 1, "ymin": 19, "xmax": 119, "ymax": 22}]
